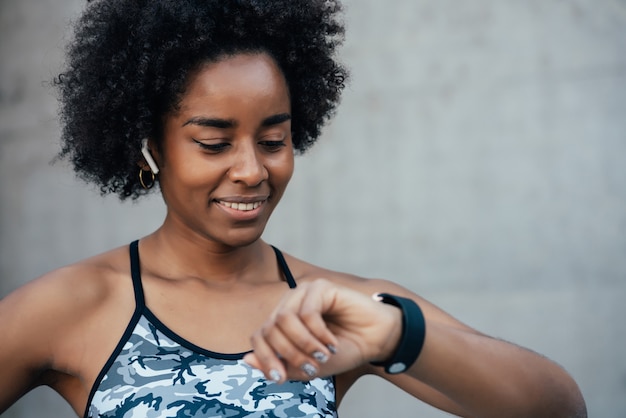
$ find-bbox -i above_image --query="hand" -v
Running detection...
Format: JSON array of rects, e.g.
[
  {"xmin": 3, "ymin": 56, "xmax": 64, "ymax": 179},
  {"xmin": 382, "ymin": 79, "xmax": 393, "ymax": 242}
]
[{"xmin": 244, "ymin": 278, "xmax": 402, "ymax": 383}]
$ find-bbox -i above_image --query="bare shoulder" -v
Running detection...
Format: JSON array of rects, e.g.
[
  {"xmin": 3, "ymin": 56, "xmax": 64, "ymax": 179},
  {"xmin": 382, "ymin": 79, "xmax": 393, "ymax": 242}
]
[
  {"xmin": 2, "ymin": 245, "xmax": 131, "ymax": 318},
  {"xmin": 0, "ymin": 245, "xmax": 134, "ymax": 345},
  {"xmin": 278, "ymin": 250, "xmax": 375, "ymax": 288},
  {"xmin": 281, "ymin": 250, "xmax": 478, "ymax": 332},
  {"xmin": 0, "ymin": 245, "xmax": 132, "ymax": 362}
]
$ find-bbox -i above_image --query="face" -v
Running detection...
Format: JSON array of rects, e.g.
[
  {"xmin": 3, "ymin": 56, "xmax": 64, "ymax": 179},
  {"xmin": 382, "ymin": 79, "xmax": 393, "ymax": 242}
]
[{"xmin": 155, "ymin": 53, "xmax": 294, "ymax": 248}]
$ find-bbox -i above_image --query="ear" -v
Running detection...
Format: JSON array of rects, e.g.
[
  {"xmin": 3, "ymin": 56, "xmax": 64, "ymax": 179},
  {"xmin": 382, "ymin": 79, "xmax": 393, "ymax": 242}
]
[{"xmin": 140, "ymin": 138, "xmax": 160, "ymax": 174}]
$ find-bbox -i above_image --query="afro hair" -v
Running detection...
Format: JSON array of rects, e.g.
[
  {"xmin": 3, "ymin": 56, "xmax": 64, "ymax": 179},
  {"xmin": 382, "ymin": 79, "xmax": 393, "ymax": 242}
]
[{"xmin": 55, "ymin": 0, "xmax": 348, "ymax": 199}]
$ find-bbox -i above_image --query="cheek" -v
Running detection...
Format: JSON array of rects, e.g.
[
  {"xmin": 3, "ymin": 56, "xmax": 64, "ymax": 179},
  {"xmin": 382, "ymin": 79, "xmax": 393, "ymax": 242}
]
[
  {"xmin": 160, "ymin": 154, "xmax": 220, "ymax": 195},
  {"xmin": 271, "ymin": 154, "xmax": 294, "ymax": 186}
]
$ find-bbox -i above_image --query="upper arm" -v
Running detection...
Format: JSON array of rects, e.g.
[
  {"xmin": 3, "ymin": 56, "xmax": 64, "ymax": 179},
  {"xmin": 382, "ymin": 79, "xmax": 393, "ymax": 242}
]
[
  {"xmin": 0, "ymin": 278, "xmax": 56, "ymax": 411},
  {"xmin": 0, "ymin": 266, "xmax": 98, "ymax": 413}
]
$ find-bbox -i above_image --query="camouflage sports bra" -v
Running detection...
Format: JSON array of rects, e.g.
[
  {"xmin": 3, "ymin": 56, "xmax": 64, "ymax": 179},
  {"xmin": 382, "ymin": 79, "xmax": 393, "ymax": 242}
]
[{"xmin": 84, "ymin": 241, "xmax": 337, "ymax": 418}]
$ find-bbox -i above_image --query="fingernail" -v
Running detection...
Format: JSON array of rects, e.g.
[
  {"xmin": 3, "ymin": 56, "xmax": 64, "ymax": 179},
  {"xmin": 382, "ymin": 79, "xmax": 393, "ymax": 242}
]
[
  {"xmin": 327, "ymin": 344, "xmax": 338, "ymax": 355},
  {"xmin": 269, "ymin": 369, "xmax": 282, "ymax": 382},
  {"xmin": 312, "ymin": 351, "xmax": 329, "ymax": 363},
  {"xmin": 301, "ymin": 362, "xmax": 318, "ymax": 377}
]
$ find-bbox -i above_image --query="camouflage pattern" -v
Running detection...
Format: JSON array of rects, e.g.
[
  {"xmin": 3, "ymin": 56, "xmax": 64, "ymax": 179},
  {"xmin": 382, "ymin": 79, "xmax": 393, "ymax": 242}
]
[{"xmin": 86, "ymin": 314, "xmax": 337, "ymax": 418}]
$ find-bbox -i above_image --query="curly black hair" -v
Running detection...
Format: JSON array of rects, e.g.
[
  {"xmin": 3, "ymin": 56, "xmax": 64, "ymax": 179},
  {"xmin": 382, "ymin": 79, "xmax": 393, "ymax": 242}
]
[{"xmin": 55, "ymin": 0, "xmax": 348, "ymax": 199}]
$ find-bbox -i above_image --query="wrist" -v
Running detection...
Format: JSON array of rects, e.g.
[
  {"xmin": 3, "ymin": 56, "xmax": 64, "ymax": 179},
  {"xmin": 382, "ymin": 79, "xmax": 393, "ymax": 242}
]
[
  {"xmin": 370, "ymin": 293, "xmax": 426, "ymax": 374},
  {"xmin": 371, "ymin": 301, "xmax": 403, "ymax": 363}
]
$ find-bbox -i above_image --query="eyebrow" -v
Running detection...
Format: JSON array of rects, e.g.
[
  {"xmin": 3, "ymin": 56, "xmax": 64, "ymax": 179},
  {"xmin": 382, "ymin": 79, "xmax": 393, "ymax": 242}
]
[{"xmin": 182, "ymin": 113, "xmax": 291, "ymax": 128}]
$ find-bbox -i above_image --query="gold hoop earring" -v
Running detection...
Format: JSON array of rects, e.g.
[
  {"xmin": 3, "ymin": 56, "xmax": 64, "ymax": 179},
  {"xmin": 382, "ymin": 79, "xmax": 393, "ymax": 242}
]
[{"xmin": 139, "ymin": 168, "xmax": 156, "ymax": 189}]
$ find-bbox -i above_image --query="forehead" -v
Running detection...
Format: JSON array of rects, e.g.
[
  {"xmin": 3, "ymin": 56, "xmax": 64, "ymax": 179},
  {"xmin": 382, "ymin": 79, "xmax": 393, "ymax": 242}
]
[{"xmin": 178, "ymin": 53, "xmax": 290, "ymax": 112}]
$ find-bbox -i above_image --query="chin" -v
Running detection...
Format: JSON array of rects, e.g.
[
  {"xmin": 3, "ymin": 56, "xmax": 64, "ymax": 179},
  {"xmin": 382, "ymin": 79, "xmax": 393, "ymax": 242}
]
[{"xmin": 218, "ymin": 228, "xmax": 266, "ymax": 249}]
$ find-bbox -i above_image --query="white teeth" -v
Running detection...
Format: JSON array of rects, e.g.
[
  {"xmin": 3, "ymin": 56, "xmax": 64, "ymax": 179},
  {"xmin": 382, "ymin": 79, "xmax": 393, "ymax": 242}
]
[{"xmin": 219, "ymin": 200, "xmax": 263, "ymax": 211}]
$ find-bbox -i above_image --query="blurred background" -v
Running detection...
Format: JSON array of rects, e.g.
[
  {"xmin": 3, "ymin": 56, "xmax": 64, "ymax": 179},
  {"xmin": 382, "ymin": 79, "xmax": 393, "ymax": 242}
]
[{"xmin": 1, "ymin": 0, "xmax": 625, "ymax": 416}]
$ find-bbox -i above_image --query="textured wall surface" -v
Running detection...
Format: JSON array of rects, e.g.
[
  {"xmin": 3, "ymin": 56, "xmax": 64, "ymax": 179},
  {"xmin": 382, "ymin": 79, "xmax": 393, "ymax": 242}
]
[{"xmin": 1, "ymin": 1, "xmax": 625, "ymax": 417}]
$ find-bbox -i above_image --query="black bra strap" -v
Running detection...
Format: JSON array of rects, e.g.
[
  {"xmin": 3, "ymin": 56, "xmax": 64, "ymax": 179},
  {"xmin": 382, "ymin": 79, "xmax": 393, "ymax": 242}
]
[
  {"xmin": 129, "ymin": 240, "xmax": 146, "ymax": 308},
  {"xmin": 271, "ymin": 246, "xmax": 297, "ymax": 289}
]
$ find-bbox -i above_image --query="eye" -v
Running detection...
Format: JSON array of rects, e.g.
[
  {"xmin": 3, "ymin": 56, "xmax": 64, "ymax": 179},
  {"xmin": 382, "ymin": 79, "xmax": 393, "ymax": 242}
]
[
  {"xmin": 192, "ymin": 138, "xmax": 230, "ymax": 153},
  {"xmin": 259, "ymin": 139, "xmax": 286, "ymax": 152}
]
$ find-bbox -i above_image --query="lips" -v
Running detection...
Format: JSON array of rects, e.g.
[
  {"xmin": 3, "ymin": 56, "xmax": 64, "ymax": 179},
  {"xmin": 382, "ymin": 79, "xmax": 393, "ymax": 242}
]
[{"xmin": 217, "ymin": 200, "xmax": 266, "ymax": 211}]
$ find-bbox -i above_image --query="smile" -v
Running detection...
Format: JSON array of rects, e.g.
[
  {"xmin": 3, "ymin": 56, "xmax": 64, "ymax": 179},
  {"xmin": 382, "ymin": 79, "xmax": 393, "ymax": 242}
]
[{"xmin": 217, "ymin": 200, "xmax": 265, "ymax": 211}]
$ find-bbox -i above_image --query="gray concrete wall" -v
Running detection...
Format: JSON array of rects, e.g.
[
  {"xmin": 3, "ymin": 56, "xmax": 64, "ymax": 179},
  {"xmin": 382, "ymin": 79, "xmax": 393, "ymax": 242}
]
[{"xmin": 1, "ymin": 0, "xmax": 625, "ymax": 417}]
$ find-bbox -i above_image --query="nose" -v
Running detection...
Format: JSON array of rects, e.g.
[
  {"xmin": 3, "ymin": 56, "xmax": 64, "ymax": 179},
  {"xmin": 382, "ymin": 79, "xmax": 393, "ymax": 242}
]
[{"xmin": 227, "ymin": 141, "xmax": 268, "ymax": 186}]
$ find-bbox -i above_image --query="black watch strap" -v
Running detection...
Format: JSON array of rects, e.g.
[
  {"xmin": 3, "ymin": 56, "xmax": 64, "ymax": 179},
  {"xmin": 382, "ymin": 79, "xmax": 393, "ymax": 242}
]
[{"xmin": 370, "ymin": 293, "xmax": 426, "ymax": 374}]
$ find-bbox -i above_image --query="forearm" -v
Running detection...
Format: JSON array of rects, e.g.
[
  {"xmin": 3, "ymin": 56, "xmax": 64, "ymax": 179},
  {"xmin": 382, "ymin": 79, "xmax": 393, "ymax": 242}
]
[{"xmin": 398, "ymin": 322, "xmax": 587, "ymax": 418}]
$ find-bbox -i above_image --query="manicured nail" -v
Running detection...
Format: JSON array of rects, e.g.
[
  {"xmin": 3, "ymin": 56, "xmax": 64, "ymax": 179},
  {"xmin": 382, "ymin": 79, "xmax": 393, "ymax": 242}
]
[
  {"xmin": 301, "ymin": 362, "xmax": 317, "ymax": 377},
  {"xmin": 269, "ymin": 369, "xmax": 282, "ymax": 382},
  {"xmin": 312, "ymin": 351, "xmax": 329, "ymax": 363},
  {"xmin": 327, "ymin": 344, "xmax": 337, "ymax": 355}
]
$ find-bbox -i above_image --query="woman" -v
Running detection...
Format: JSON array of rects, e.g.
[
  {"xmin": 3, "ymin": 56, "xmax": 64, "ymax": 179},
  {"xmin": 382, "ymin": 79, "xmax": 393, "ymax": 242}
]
[{"xmin": 0, "ymin": 0, "xmax": 586, "ymax": 417}]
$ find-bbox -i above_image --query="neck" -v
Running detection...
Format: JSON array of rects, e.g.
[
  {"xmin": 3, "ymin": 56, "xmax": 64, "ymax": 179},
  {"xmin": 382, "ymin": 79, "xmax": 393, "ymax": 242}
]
[{"xmin": 140, "ymin": 225, "xmax": 271, "ymax": 285}]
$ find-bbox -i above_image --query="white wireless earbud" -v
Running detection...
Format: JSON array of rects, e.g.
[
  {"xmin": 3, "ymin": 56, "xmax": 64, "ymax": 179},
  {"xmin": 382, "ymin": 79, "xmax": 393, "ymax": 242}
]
[{"xmin": 141, "ymin": 138, "xmax": 160, "ymax": 174}]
